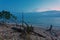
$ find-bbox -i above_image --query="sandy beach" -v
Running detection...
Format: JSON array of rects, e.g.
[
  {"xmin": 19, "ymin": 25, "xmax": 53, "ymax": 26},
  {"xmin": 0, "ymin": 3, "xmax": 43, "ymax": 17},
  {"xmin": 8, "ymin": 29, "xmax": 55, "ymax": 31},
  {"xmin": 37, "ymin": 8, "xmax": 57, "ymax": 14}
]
[{"xmin": 0, "ymin": 24, "xmax": 59, "ymax": 40}]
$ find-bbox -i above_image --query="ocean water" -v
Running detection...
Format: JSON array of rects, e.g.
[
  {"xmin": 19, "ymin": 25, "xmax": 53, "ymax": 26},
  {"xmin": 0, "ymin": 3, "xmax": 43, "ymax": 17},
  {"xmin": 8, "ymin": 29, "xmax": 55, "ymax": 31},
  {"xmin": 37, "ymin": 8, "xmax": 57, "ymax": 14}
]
[{"xmin": 13, "ymin": 13, "xmax": 60, "ymax": 29}]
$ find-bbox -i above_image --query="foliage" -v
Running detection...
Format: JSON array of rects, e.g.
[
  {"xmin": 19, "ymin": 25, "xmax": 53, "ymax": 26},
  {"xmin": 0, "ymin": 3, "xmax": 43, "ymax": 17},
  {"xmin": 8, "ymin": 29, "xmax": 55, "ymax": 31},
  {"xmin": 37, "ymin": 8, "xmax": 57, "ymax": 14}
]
[
  {"xmin": 1, "ymin": 10, "xmax": 17, "ymax": 20},
  {"xmin": 0, "ymin": 10, "xmax": 17, "ymax": 23}
]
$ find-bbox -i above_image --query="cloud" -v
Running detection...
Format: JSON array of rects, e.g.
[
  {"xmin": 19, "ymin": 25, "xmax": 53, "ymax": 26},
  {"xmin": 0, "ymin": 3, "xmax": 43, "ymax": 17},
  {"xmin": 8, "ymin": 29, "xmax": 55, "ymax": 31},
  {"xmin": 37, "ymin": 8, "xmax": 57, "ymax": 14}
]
[
  {"xmin": 34, "ymin": 7, "xmax": 60, "ymax": 12},
  {"xmin": 35, "ymin": 8, "xmax": 49, "ymax": 12},
  {"xmin": 49, "ymin": 7, "xmax": 60, "ymax": 11}
]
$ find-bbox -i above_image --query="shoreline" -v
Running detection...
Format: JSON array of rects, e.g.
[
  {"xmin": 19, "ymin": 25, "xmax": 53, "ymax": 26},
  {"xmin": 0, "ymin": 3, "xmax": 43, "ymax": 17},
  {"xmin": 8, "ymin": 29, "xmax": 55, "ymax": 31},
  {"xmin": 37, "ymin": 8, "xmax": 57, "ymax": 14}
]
[
  {"xmin": 0, "ymin": 24, "xmax": 60, "ymax": 40},
  {"xmin": 6, "ymin": 23, "xmax": 60, "ymax": 30}
]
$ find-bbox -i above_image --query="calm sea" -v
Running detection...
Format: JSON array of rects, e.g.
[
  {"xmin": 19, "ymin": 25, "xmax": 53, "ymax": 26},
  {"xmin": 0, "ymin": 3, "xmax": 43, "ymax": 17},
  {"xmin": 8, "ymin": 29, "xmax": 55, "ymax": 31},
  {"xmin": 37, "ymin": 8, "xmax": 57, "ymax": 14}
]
[{"xmin": 12, "ymin": 13, "xmax": 60, "ymax": 29}]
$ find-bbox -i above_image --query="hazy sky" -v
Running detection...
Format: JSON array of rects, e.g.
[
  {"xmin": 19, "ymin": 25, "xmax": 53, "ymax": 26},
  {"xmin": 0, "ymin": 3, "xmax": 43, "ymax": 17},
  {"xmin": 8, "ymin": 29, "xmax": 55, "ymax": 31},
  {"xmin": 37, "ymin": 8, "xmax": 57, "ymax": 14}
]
[{"xmin": 0, "ymin": 0, "xmax": 60, "ymax": 12}]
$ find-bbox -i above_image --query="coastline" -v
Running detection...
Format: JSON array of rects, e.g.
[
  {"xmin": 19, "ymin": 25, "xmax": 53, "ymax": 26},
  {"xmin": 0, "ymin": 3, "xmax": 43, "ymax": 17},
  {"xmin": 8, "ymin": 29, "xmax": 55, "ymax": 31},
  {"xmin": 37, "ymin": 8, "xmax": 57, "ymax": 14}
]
[
  {"xmin": 0, "ymin": 24, "xmax": 60, "ymax": 40},
  {"xmin": 6, "ymin": 23, "xmax": 60, "ymax": 30}
]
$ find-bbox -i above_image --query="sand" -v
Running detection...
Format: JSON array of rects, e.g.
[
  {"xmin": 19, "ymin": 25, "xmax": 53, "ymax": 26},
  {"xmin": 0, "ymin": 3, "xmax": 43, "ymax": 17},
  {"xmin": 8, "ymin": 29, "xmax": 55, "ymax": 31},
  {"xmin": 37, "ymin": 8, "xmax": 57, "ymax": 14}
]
[{"xmin": 0, "ymin": 24, "xmax": 60, "ymax": 40}]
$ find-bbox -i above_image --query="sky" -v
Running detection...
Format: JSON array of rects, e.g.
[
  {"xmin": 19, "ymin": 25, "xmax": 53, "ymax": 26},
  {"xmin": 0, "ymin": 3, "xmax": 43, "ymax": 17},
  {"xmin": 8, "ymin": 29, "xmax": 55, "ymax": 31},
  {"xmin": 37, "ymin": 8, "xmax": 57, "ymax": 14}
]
[{"xmin": 0, "ymin": 0, "xmax": 60, "ymax": 12}]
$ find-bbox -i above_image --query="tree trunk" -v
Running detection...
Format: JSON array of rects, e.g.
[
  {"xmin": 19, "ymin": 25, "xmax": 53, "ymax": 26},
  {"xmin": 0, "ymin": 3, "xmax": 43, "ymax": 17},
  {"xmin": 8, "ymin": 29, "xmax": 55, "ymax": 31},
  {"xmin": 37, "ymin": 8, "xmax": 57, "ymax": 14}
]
[{"xmin": 26, "ymin": 33, "xmax": 31, "ymax": 40}]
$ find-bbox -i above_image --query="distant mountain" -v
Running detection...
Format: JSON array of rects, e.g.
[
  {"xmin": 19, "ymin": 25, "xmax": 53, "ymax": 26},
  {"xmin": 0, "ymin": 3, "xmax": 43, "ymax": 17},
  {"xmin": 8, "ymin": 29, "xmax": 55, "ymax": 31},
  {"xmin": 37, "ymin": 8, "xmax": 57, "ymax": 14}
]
[
  {"xmin": 12, "ymin": 10, "xmax": 60, "ymax": 17},
  {"xmin": 28, "ymin": 10, "xmax": 60, "ymax": 17},
  {"xmin": 38, "ymin": 10, "xmax": 60, "ymax": 17}
]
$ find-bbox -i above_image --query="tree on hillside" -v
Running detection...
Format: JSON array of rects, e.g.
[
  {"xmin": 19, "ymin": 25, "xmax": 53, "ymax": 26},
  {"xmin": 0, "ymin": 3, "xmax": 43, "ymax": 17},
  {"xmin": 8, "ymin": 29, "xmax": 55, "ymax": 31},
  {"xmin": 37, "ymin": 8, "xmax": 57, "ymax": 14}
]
[
  {"xmin": 0, "ymin": 10, "xmax": 17, "ymax": 27},
  {"xmin": 1, "ymin": 10, "xmax": 17, "ymax": 22}
]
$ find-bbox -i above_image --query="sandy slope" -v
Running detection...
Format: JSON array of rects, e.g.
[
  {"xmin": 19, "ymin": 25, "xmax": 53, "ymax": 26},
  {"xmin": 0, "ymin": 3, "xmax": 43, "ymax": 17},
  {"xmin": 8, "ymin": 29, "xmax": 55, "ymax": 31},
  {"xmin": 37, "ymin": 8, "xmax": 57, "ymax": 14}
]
[{"xmin": 0, "ymin": 24, "xmax": 60, "ymax": 40}]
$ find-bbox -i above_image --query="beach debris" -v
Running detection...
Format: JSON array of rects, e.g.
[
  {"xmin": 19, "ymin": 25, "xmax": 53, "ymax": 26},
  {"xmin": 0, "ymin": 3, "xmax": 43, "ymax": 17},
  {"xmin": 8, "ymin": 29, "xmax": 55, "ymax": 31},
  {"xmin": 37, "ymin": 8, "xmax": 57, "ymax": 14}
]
[
  {"xmin": 32, "ymin": 31, "xmax": 46, "ymax": 38},
  {"xmin": 46, "ymin": 25, "xmax": 53, "ymax": 31},
  {"xmin": 11, "ymin": 27, "xmax": 24, "ymax": 33}
]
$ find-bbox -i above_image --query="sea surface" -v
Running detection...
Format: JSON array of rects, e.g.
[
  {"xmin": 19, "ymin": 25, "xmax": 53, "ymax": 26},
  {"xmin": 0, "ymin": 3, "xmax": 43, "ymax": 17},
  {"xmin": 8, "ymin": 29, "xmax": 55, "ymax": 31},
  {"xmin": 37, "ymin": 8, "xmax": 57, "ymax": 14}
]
[{"xmin": 12, "ymin": 13, "xmax": 60, "ymax": 29}]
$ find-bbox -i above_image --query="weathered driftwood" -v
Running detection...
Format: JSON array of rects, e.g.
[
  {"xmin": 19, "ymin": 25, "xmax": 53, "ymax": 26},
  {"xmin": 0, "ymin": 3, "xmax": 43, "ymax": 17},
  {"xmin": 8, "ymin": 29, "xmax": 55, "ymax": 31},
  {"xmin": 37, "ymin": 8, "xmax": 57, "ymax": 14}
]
[{"xmin": 11, "ymin": 27, "xmax": 46, "ymax": 38}]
